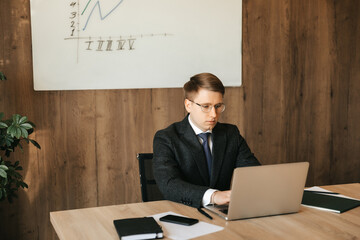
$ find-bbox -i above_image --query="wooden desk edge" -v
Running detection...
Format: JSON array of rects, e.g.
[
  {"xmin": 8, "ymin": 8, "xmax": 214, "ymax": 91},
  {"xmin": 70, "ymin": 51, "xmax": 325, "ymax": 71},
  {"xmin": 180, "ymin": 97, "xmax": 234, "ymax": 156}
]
[
  {"xmin": 50, "ymin": 212, "xmax": 66, "ymax": 240},
  {"xmin": 49, "ymin": 183, "xmax": 360, "ymax": 240}
]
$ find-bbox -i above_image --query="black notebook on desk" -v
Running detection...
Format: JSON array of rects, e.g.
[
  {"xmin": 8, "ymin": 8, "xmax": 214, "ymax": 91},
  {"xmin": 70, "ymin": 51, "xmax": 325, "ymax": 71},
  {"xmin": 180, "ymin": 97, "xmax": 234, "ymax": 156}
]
[
  {"xmin": 113, "ymin": 217, "xmax": 163, "ymax": 240},
  {"xmin": 302, "ymin": 191, "xmax": 360, "ymax": 213}
]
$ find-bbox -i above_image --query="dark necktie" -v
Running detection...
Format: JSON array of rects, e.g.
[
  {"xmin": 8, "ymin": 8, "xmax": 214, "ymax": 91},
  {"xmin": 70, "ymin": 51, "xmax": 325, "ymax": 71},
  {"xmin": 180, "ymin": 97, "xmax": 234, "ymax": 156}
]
[{"xmin": 198, "ymin": 132, "xmax": 212, "ymax": 176}]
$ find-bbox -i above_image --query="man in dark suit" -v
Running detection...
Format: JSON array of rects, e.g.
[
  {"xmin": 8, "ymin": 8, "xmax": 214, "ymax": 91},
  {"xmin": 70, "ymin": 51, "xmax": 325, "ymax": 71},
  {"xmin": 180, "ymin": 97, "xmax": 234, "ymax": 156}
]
[{"xmin": 153, "ymin": 73, "xmax": 260, "ymax": 208}]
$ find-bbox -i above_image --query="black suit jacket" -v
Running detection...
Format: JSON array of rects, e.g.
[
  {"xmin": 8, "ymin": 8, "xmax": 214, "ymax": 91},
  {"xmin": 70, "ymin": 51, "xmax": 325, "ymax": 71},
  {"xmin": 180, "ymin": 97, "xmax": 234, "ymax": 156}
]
[{"xmin": 153, "ymin": 115, "xmax": 260, "ymax": 208}]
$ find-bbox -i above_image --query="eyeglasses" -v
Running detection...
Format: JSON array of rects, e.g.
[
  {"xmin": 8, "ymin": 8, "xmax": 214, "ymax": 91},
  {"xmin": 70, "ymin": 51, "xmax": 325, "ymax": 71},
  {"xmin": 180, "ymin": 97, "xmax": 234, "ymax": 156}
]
[{"xmin": 188, "ymin": 99, "xmax": 226, "ymax": 113}]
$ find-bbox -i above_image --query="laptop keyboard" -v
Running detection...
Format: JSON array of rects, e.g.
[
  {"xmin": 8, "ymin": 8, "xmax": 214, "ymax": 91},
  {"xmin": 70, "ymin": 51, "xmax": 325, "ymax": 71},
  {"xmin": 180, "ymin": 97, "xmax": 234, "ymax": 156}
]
[
  {"xmin": 215, "ymin": 204, "xmax": 229, "ymax": 214},
  {"xmin": 220, "ymin": 208, "xmax": 228, "ymax": 214}
]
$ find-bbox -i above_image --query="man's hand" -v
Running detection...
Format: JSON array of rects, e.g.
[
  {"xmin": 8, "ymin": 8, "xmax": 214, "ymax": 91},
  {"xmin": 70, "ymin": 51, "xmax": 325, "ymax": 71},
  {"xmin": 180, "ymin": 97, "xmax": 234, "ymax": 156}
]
[{"xmin": 212, "ymin": 190, "xmax": 231, "ymax": 205}]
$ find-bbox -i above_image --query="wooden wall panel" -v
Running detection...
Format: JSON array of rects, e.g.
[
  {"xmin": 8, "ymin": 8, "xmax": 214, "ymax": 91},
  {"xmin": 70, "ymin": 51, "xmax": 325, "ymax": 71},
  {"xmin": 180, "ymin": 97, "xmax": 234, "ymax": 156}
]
[
  {"xmin": 222, "ymin": 87, "xmax": 246, "ymax": 134},
  {"xmin": 285, "ymin": 0, "xmax": 333, "ymax": 186},
  {"xmin": 0, "ymin": 0, "xmax": 359, "ymax": 239},
  {"xmin": 151, "ymin": 88, "xmax": 187, "ymax": 131},
  {"xmin": 330, "ymin": 0, "xmax": 360, "ymax": 184},
  {"xmin": 242, "ymin": 0, "xmax": 300, "ymax": 170},
  {"xmin": 95, "ymin": 89, "xmax": 153, "ymax": 206}
]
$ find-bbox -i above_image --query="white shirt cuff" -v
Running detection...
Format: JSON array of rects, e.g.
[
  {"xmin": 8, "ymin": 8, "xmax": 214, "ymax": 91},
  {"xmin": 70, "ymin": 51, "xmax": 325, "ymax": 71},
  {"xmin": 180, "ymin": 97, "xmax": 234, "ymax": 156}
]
[{"xmin": 202, "ymin": 189, "xmax": 218, "ymax": 206}]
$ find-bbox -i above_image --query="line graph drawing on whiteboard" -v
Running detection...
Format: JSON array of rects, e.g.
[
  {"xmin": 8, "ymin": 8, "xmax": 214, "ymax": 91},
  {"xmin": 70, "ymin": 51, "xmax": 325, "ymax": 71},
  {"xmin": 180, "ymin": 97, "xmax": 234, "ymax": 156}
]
[
  {"xmin": 81, "ymin": 0, "xmax": 124, "ymax": 31},
  {"xmin": 31, "ymin": 0, "xmax": 242, "ymax": 90},
  {"xmin": 65, "ymin": 0, "xmax": 173, "ymax": 63}
]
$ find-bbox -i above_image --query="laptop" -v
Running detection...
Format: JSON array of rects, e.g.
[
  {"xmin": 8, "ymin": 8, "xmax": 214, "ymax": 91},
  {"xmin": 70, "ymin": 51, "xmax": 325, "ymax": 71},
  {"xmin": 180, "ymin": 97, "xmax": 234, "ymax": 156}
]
[{"xmin": 205, "ymin": 162, "xmax": 309, "ymax": 220}]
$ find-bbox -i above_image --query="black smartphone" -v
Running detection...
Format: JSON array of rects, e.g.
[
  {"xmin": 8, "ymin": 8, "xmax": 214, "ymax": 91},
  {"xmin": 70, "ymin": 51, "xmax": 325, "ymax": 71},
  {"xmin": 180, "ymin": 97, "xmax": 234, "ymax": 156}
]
[{"xmin": 159, "ymin": 214, "xmax": 199, "ymax": 226}]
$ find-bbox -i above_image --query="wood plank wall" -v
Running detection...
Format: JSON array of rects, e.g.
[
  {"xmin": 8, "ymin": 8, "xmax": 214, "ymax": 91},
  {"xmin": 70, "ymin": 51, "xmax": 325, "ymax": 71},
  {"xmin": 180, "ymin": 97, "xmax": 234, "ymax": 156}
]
[{"xmin": 0, "ymin": 0, "xmax": 359, "ymax": 239}]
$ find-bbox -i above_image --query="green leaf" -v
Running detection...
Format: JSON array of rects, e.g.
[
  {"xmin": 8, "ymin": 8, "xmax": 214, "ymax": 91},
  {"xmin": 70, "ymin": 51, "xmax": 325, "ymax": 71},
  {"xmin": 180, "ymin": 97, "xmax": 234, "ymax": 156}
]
[
  {"xmin": 0, "ymin": 122, "xmax": 7, "ymax": 129},
  {"xmin": 14, "ymin": 171, "xmax": 22, "ymax": 178},
  {"xmin": 0, "ymin": 72, "xmax": 6, "ymax": 81},
  {"xmin": 27, "ymin": 121, "xmax": 36, "ymax": 128},
  {"xmin": 20, "ymin": 123, "xmax": 33, "ymax": 130},
  {"xmin": 2, "ymin": 177, "xmax": 8, "ymax": 186},
  {"xmin": 5, "ymin": 136, "xmax": 14, "ymax": 146},
  {"xmin": 13, "ymin": 114, "xmax": 21, "ymax": 124},
  {"xmin": 20, "ymin": 127, "xmax": 28, "ymax": 138},
  {"xmin": 0, "ymin": 112, "xmax": 4, "ymax": 120},
  {"xmin": 0, "ymin": 165, "xmax": 9, "ymax": 171},
  {"xmin": 0, "ymin": 169, "xmax": 7, "ymax": 178},
  {"xmin": 15, "ymin": 128, "xmax": 21, "ymax": 139},
  {"xmin": 19, "ymin": 116, "xmax": 28, "ymax": 124},
  {"xmin": 29, "ymin": 139, "xmax": 41, "ymax": 149},
  {"xmin": 7, "ymin": 125, "xmax": 15, "ymax": 136}
]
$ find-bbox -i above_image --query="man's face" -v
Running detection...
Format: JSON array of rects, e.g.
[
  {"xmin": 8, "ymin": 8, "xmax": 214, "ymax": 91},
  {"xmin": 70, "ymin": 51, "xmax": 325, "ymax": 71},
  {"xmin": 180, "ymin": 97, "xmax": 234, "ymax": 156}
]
[{"xmin": 185, "ymin": 88, "xmax": 224, "ymax": 132}]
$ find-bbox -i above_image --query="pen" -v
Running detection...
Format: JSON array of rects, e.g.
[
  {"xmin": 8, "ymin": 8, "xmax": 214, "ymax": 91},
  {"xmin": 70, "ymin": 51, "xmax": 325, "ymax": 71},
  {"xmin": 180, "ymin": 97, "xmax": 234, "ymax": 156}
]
[
  {"xmin": 304, "ymin": 190, "xmax": 339, "ymax": 195},
  {"xmin": 197, "ymin": 208, "xmax": 213, "ymax": 220}
]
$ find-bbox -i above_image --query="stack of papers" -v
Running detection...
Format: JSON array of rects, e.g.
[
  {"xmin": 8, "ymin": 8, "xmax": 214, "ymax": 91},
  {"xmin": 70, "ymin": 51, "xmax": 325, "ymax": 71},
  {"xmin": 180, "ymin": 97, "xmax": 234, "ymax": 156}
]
[
  {"xmin": 152, "ymin": 211, "xmax": 223, "ymax": 239},
  {"xmin": 302, "ymin": 187, "xmax": 360, "ymax": 213}
]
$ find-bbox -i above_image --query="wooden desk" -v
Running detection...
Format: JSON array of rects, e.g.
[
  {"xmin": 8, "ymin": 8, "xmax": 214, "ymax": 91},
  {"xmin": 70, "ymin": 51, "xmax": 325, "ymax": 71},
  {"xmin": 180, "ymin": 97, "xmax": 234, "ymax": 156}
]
[{"xmin": 50, "ymin": 184, "xmax": 360, "ymax": 239}]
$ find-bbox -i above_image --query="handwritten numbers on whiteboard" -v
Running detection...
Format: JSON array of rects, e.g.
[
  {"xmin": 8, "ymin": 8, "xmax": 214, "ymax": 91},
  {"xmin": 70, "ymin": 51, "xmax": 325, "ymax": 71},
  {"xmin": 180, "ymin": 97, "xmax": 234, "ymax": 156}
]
[{"xmin": 69, "ymin": 2, "xmax": 77, "ymax": 37}]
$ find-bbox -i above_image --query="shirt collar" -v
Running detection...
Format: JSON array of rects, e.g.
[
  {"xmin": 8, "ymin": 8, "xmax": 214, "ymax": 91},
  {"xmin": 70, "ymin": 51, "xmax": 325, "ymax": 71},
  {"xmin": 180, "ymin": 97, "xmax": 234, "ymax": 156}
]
[{"xmin": 188, "ymin": 115, "xmax": 212, "ymax": 135}]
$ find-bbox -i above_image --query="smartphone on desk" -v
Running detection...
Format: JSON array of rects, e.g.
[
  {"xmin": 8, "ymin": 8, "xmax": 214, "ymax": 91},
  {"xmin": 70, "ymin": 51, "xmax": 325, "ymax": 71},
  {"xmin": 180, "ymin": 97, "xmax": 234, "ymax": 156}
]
[{"xmin": 159, "ymin": 214, "xmax": 199, "ymax": 226}]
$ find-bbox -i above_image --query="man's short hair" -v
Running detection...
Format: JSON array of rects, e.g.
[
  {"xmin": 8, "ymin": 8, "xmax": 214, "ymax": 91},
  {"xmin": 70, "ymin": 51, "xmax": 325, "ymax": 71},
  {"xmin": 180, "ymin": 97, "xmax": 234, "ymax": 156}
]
[{"xmin": 184, "ymin": 73, "xmax": 225, "ymax": 100}]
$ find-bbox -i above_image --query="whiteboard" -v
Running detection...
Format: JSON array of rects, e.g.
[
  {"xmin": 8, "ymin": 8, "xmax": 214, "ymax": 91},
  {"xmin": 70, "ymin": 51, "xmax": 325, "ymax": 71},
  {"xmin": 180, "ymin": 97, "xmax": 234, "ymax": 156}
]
[{"xmin": 30, "ymin": 0, "xmax": 242, "ymax": 90}]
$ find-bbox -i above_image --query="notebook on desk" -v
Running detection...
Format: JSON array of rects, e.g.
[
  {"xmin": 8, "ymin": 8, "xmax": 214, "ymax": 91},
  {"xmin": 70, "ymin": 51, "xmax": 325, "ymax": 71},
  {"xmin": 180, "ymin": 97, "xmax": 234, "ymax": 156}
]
[{"xmin": 205, "ymin": 162, "xmax": 309, "ymax": 220}]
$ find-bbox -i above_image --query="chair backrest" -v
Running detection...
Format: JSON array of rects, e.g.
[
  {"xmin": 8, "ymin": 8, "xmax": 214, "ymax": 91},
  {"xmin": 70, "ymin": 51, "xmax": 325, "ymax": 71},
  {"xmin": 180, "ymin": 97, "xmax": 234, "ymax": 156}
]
[{"xmin": 137, "ymin": 153, "xmax": 164, "ymax": 202}]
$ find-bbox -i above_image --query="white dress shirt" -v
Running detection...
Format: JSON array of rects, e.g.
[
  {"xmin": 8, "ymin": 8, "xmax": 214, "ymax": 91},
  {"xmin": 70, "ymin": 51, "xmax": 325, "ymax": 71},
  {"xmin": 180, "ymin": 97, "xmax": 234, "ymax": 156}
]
[{"xmin": 188, "ymin": 115, "xmax": 217, "ymax": 206}]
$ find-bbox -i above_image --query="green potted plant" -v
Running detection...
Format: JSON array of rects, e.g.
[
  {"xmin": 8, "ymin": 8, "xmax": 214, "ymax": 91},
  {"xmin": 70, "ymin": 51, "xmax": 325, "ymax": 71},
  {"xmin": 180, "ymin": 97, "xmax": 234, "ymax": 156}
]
[{"xmin": 0, "ymin": 72, "xmax": 41, "ymax": 202}]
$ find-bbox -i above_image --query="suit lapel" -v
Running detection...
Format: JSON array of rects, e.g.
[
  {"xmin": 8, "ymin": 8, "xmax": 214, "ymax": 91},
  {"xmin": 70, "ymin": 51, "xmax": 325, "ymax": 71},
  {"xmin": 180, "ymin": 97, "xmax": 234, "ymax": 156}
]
[
  {"xmin": 178, "ymin": 116, "xmax": 210, "ymax": 185},
  {"xmin": 210, "ymin": 124, "xmax": 226, "ymax": 187}
]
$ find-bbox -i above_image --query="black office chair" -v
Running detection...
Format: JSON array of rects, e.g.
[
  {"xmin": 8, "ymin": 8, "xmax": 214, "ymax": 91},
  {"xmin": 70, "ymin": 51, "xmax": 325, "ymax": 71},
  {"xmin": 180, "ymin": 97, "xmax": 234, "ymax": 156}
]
[{"xmin": 137, "ymin": 153, "xmax": 164, "ymax": 202}]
